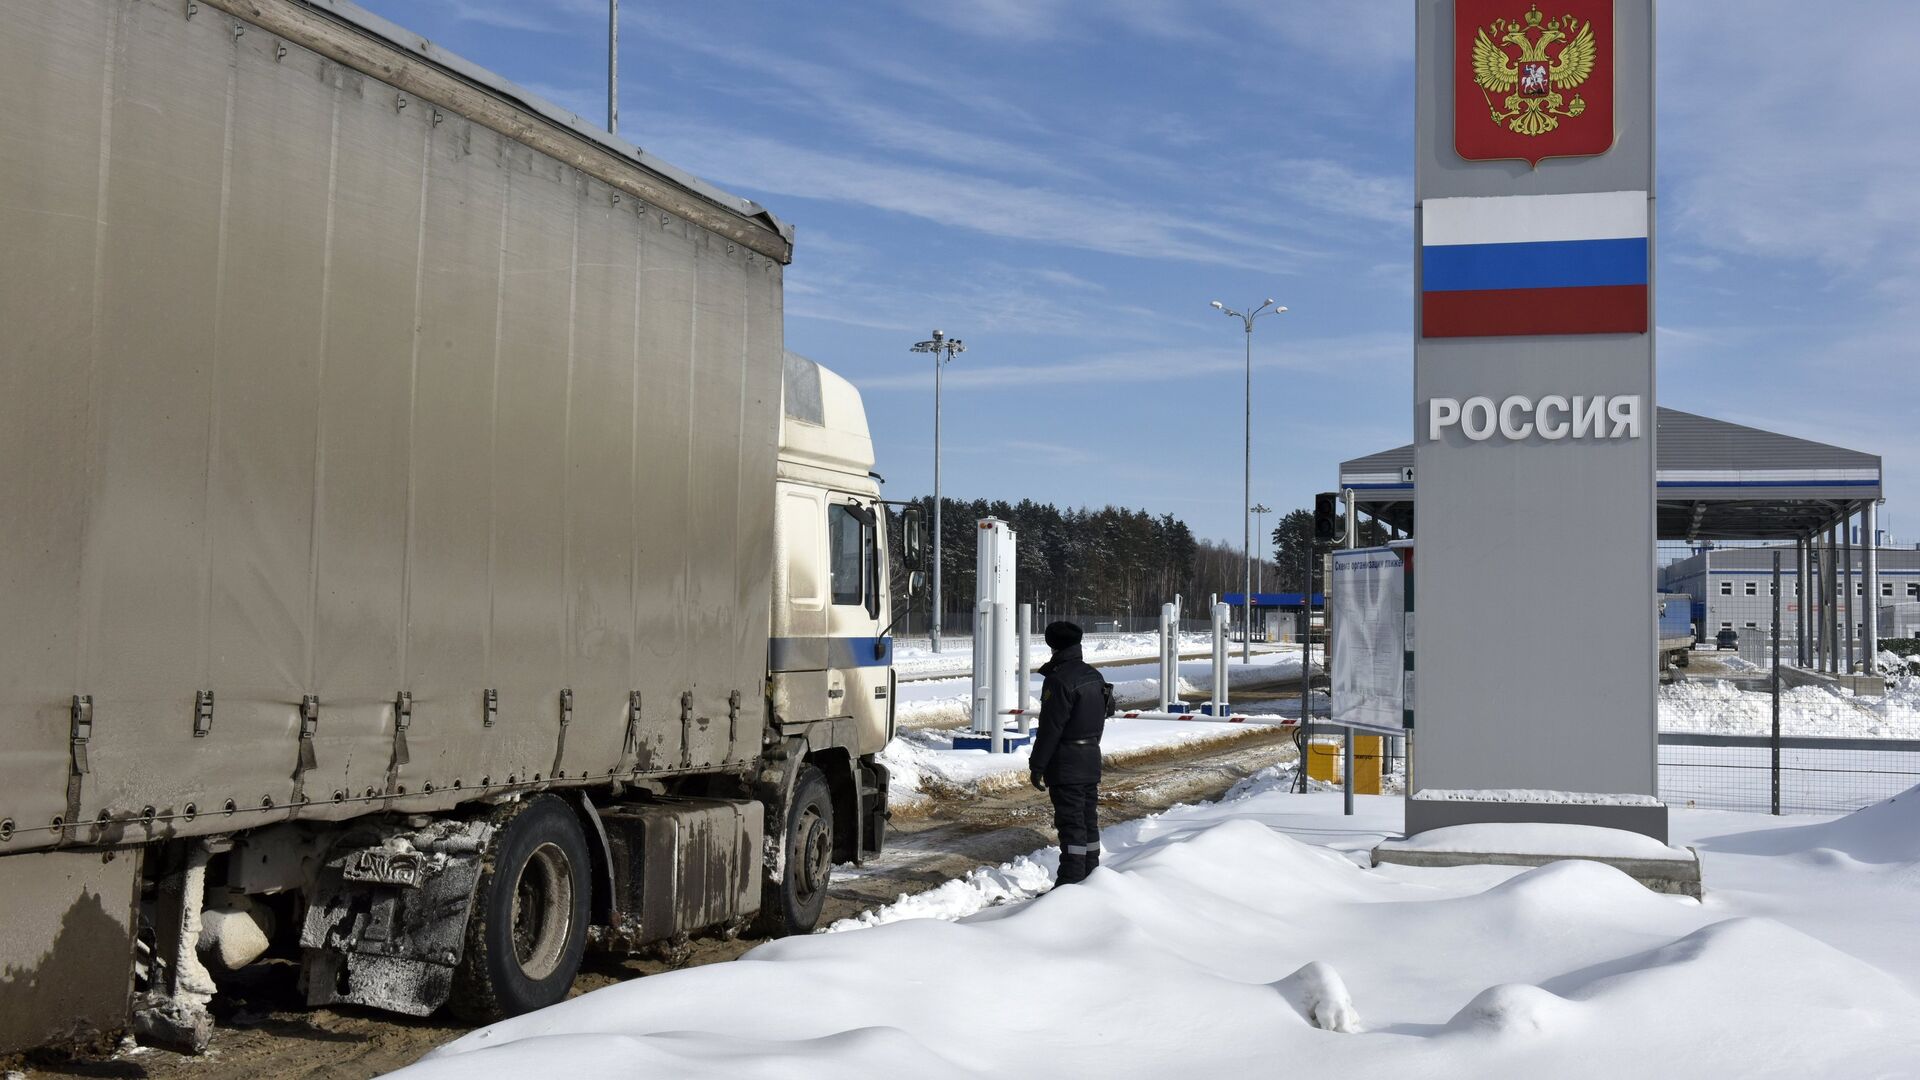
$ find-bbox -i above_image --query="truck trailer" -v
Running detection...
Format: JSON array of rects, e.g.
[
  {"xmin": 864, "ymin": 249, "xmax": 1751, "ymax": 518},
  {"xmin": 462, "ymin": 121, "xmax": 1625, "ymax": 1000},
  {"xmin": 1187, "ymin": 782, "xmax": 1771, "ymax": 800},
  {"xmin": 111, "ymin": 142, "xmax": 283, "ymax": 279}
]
[{"xmin": 0, "ymin": 0, "xmax": 914, "ymax": 1053}]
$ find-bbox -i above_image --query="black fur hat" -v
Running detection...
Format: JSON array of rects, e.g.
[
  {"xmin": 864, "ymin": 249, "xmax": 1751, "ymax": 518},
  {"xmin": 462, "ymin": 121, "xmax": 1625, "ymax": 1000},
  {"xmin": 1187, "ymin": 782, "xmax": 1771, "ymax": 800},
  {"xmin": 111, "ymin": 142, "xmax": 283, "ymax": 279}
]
[{"xmin": 1044, "ymin": 620, "xmax": 1083, "ymax": 651}]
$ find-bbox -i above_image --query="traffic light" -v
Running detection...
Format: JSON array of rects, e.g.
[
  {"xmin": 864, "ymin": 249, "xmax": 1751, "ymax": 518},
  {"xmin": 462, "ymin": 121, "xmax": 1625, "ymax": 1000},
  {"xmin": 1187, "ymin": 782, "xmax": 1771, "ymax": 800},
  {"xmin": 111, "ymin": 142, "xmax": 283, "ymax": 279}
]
[{"xmin": 1313, "ymin": 492, "xmax": 1340, "ymax": 547}]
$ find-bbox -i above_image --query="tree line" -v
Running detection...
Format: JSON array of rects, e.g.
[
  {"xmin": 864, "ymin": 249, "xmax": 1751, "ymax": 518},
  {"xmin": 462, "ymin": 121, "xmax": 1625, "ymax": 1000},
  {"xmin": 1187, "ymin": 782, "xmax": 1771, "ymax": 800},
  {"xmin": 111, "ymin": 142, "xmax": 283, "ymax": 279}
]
[
  {"xmin": 889, "ymin": 497, "xmax": 1303, "ymax": 625},
  {"xmin": 886, "ymin": 498, "xmax": 1396, "ymax": 626}
]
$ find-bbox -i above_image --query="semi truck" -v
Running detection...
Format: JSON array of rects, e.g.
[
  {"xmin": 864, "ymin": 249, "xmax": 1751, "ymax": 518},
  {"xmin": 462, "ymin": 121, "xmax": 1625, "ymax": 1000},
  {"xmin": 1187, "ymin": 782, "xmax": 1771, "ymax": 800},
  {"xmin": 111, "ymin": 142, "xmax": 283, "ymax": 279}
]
[
  {"xmin": 0, "ymin": 0, "xmax": 918, "ymax": 1054},
  {"xmin": 1657, "ymin": 593, "xmax": 1695, "ymax": 677}
]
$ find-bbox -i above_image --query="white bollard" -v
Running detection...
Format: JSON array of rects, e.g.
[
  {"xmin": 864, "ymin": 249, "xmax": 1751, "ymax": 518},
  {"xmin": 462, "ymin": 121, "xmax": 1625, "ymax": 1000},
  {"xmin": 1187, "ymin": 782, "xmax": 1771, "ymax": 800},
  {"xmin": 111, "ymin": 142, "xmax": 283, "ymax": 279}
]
[
  {"xmin": 1160, "ymin": 602, "xmax": 1178, "ymax": 711},
  {"xmin": 1211, "ymin": 602, "xmax": 1230, "ymax": 716},
  {"xmin": 1018, "ymin": 603, "xmax": 1034, "ymax": 735},
  {"xmin": 991, "ymin": 600, "xmax": 1013, "ymax": 753},
  {"xmin": 971, "ymin": 597, "xmax": 993, "ymax": 736}
]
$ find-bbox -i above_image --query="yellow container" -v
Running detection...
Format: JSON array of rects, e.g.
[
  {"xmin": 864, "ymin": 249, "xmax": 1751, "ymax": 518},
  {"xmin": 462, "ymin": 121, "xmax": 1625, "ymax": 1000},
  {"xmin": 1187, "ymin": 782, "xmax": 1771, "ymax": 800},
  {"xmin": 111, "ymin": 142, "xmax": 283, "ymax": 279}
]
[
  {"xmin": 1306, "ymin": 736, "xmax": 1384, "ymax": 795},
  {"xmin": 1306, "ymin": 740, "xmax": 1340, "ymax": 782}
]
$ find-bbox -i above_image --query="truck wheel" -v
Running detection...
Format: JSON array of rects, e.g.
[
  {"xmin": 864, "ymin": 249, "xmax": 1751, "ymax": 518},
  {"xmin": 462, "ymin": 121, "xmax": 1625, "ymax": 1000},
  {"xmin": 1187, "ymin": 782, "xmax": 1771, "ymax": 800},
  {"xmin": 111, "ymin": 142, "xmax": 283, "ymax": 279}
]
[
  {"xmin": 757, "ymin": 764, "xmax": 834, "ymax": 937},
  {"xmin": 449, "ymin": 795, "xmax": 591, "ymax": 1022}
]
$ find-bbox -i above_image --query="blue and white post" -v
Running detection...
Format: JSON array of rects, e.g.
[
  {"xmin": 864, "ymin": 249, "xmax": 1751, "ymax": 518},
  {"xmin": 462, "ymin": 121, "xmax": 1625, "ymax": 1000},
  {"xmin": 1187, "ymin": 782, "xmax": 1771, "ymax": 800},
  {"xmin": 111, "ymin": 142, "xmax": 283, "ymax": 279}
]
[
  {"xmin": 1159, "ymin": 603, "xmax": 1178, "ymax": 711},
  {"xmin": 1210, "ymin": 602, "xmax": 1230, "ymax": 716}
]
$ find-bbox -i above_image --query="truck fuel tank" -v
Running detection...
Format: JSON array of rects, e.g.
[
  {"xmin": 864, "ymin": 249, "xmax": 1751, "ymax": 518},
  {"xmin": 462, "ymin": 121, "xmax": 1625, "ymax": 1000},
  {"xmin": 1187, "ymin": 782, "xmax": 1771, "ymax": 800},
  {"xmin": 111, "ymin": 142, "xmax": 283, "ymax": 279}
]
[{"xmin": 594, "ymin": 797, "xmax": 764, "ymax": 950}]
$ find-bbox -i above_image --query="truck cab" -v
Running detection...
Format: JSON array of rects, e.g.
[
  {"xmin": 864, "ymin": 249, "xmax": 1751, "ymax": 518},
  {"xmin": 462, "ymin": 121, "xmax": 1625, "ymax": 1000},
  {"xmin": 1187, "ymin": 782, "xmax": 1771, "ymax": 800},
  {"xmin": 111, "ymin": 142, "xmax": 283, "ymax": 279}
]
[
  {"xmin": 758, "ymin": 353, "xmax": 911, "ymax": 932},
  {"xmin": 773, "ymin": 352, "xmax": 895, "ymax": 763}
]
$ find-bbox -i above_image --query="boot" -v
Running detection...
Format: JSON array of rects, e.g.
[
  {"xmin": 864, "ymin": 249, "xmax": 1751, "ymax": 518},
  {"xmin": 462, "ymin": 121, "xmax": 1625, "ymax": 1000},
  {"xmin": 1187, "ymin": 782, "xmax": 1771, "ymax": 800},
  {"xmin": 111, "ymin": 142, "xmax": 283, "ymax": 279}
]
[
  {"xmin": 1056, "ymin": 852, "xmax": 1088, "ymax": 886},
  {"xmin": 1084, "ymin": 847, "xmax": 1100, "ymax": 874}
]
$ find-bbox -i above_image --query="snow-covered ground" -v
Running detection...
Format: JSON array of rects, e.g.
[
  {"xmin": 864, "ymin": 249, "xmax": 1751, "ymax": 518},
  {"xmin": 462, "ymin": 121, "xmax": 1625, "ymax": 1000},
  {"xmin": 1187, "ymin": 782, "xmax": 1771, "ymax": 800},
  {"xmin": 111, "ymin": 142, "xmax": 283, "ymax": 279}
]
[
  {"xmin": 397, "ymin": 779, "xmax": 1920, "ymax": 1078},
  {"xmin": 881, "ymin": 716, "xmax": 1284, "ymax": 812},
  {"xmin": 882, "ymin": 647, "xmax": 1311, "ymax": 811},
  {"xmin": 891, "ymin": 632, "xmax": 1216, "ymax": 681},
  {"xmin": 894, "ymin": 646, "xmax": 1311, "ymax": 731},
  {"xmin": 1660, "ymin": 673, "xmax": 1920, "ymax": 738}
]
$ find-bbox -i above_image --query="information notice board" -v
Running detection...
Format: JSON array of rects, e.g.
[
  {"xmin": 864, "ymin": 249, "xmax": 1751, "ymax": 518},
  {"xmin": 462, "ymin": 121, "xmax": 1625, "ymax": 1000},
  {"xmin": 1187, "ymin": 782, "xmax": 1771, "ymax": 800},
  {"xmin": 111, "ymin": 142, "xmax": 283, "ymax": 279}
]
[{"xmin": 1331, "ymin": 547, "xmax": 1407, "ymax": 733}]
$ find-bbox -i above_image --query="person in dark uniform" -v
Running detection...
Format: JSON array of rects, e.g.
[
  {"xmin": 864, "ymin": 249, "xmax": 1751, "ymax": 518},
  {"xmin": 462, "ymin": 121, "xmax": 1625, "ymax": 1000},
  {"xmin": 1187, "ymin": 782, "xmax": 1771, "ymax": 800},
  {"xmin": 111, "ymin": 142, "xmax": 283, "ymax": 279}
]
[{"xmin": 1029, "ymin": 620, "xmax": 1112, "ymax": 886}]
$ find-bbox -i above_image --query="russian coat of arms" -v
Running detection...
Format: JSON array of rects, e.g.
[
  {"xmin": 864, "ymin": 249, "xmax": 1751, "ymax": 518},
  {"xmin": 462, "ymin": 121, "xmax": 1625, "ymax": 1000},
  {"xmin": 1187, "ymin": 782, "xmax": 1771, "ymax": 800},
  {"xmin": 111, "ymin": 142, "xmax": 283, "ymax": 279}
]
[
  {"xmin": 1454, "ymin": 0, "xmax": 1614, "ymax": 166},
  {"xmin": 1471, "ymin": 6, "xmax": 1596, "ymax": 137}
]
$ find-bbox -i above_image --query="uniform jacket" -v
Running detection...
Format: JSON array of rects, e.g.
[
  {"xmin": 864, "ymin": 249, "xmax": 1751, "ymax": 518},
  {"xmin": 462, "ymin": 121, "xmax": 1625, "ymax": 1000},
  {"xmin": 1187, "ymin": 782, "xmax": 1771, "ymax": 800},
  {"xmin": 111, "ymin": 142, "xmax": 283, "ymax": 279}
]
[{"xmin": 1031, "ymin": 644, "xmax": 1109, "ymax": 785}]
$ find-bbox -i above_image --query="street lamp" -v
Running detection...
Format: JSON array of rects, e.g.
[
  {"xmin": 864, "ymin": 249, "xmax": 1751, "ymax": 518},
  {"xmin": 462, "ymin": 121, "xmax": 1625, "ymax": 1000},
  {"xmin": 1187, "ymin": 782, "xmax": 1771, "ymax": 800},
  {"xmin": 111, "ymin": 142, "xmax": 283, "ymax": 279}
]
[
  {"xmin": 606, "ymin": 0, "xmax": 618, "ymax": 135},
  {"xmin": 911, "ymin": 330, "xmax": 965, "ymax": 653},
  {"xmin": 1251, "ymin": 502, "xmax": 1272, "ymax": 599},
  {"xmin": 1210, "ymin": 299, "xmax": 1287, "ymax": 660}
]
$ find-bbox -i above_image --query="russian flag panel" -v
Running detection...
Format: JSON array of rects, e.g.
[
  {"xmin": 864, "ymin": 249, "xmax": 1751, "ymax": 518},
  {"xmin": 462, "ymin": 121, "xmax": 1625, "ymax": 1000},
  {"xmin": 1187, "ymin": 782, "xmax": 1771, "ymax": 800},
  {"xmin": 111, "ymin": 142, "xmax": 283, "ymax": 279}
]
[{"xmin": 1421, "ymin": 190, "xmax": 1649, "ymax": 338}]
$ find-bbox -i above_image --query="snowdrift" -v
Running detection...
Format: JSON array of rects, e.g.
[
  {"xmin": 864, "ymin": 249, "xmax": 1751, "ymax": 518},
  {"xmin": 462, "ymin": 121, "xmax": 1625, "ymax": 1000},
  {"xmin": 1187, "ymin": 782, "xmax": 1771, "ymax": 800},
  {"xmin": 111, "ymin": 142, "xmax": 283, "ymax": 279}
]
[
  {"xmin": 1705, "ymin": 782, "xmax": 1920, "ymax": 876},
  {"xmin": 395, "ymin": 782, "xmax": 1920, "ymax": 1079},
  {"xmin": 1660, "ymin": 676, "xmax": 1920, "ymax": 738}
]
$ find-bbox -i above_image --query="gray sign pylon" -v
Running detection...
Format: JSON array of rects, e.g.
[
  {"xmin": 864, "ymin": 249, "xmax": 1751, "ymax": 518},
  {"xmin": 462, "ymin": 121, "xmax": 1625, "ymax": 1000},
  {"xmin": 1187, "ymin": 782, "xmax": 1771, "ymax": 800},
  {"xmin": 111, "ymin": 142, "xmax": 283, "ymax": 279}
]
[{"xmin": 1408, "ymin": 0, "xmax": 1665, "ymax": 841}]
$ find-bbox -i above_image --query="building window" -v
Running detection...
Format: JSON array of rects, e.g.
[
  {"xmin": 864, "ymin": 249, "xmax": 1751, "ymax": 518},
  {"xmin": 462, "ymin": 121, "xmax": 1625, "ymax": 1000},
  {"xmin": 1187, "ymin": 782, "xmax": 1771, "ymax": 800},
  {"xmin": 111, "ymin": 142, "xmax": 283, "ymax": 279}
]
[
  {"xmin": 1720, "ymin": 621, "xmax": 1733, "ymax": 631},
  {"xmin": 1907, "ymin": 583, "xmax": 1919, "ymax": 598},
  {"xmin": 1744, "ymin": 581, "xmax": 1757, "ymax": 596},
  {"xmin": 1744, "ymin": 621, "xmax": 1758, "ymax": 629},
  {"xmin": 1720, "ymin": 581, "xmax": 1733, "ymax": 596},
  {"xmin": 1885, "ymin": 582, "xmax": 1896, "ymax": 597},
  {"xmin": 1856, "ymin": 583, "xmax": 1864, "ymax": 597}
]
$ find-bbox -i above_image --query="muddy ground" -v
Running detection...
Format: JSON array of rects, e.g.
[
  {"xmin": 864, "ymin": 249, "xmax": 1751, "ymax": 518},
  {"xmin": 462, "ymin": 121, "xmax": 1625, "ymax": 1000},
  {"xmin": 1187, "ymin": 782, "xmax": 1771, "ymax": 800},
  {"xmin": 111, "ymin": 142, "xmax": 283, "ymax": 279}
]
[{"xmin": 23, "ymin": 728, "xmax": 1298, "ymax": 1080}]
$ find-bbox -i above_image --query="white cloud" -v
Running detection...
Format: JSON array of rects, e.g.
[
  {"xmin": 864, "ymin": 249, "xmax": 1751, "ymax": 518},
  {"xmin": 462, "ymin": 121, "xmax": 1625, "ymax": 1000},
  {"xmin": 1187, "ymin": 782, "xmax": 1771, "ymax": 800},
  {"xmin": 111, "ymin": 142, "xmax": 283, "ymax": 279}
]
[
  {"xmin": 420, "ymin": 0, "xmax": 599, "ymax": 33},
  {"xmin": 852, "ymin": 332, "xmax": 1405, "ymax": 392},
  {"xmin": 1661, "ymin": 2, "xmax": 1920, "ymax": 279},
  {"xmin": 642, "ymin": 123, "xmax": 1310, "ymax": 270},
  {"xmin": 1268, "ymin": 158, "xmax": 1409, "ymax": 229}
]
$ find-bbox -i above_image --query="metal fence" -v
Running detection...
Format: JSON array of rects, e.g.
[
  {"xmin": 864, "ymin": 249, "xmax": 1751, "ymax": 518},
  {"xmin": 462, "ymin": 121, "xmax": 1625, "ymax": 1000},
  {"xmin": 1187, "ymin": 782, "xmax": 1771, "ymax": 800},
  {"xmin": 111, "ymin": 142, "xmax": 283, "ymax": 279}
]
[
  {"xmin": 1298, "ymin": 729, "xmax": 1916, "ymax": 815},
  {"xmin": 1658, "ymin": 732, "xmax": 1920, "ymax": 815}
]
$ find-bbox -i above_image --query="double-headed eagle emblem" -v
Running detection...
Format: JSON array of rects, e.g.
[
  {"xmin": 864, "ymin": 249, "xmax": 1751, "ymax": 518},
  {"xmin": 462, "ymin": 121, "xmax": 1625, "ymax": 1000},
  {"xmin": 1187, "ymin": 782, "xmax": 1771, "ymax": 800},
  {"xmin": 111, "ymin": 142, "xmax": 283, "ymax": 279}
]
[{"xmin": 1471, "ymin": 5, "xmax": 1597, "ymax": 137}]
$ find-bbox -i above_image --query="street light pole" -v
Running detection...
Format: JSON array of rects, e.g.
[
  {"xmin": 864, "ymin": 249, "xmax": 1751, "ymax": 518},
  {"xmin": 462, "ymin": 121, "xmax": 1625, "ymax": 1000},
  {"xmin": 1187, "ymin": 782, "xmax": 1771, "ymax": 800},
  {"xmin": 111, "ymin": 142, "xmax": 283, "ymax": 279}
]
[
  {"xmin": 1210, "ymin": 300, "xmax": 1287, "ymax": 661},
  {"xmin": 911, "ymin": 331, "xmax": 965, "ymax": 653},
  {"xmin": 1252, "ymin": 503, "xmax": 1271, "ymax": 598},
  {"xmin": 607, "ymin": 0, "xmax": 618, "ymax": 135}
]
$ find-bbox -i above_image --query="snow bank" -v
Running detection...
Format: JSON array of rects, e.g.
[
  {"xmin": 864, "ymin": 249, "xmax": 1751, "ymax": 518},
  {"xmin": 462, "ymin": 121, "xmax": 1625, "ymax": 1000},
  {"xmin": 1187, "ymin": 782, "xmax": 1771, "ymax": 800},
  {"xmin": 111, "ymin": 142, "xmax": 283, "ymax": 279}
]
[
  {"xmin": 1702, "ymin": 783, "xmax": 1920, "ymax": 877},
  {"xmin": 1660, "ymin": 676, "xmax": 1920, "ymax": 738},
  {"xmin": 401, "ymin": 784, "xmax": 1920, "ymax": 1079},
  {"xmin": 878, "ymin": 716, "xmax": 1278, "ymax": 813},
  {"xmin": 1808, "ymin": 783, "xmax": 1920, "ymax": 864}
]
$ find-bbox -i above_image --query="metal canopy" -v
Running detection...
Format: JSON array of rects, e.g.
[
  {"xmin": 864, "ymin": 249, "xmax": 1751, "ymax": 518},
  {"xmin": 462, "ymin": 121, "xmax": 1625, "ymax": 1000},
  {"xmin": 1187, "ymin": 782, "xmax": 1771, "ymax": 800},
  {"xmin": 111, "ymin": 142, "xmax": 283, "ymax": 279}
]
[{"xmin": 1338, "ymin": 408, "xmax": 1881, "ymax": 541}]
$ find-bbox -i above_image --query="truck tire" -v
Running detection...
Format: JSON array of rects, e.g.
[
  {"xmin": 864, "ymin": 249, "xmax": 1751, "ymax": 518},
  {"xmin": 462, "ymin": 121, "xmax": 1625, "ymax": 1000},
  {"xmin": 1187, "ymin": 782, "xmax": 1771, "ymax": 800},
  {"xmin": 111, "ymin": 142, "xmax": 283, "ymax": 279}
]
[
  {"xmin": 757, "ymin": 764, "xmax": 834, "ymax": 937},
  {"xmin": 449, "ymin": 795, "xmax": 591, "ymax": 1022}
]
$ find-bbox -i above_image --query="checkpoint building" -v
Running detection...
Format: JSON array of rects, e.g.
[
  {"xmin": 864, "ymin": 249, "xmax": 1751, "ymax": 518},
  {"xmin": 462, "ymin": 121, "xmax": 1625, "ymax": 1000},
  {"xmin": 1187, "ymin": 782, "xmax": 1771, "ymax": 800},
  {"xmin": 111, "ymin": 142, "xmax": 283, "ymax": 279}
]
[
  {"xmin": 1660, "ymin": 544, "xmax": 1920, "ymax": 663},
  {"xmin": 1341, "ymin": 406, "xmax": 1888, "ymax": 674}
]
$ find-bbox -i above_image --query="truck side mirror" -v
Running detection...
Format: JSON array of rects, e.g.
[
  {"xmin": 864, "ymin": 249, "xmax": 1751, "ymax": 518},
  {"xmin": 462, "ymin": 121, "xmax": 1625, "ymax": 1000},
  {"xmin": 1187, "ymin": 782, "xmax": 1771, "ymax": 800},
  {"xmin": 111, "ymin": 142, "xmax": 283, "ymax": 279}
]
[
  {"xmin": 908, "ymin": 570, "xmax": 925, "ymax": 596},
  {"xmin": 901, "ymin": 506, "xmax": 926, "ymax": 569}
]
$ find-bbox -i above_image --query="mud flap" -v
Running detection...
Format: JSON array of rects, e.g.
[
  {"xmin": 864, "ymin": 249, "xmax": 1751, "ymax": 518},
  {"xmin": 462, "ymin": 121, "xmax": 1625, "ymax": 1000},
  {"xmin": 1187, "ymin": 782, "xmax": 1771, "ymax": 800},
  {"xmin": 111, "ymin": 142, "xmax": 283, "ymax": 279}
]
[
  {"xmin": 0, "ymin": 847, "xmax": 140, "ymax": 1055},
  {"xmin": 859, "ymin": 759, "xmax": 889, "ymax": 857},
  {"xmin": 753, "ymin": 735, "xmax": 810, "ymax": 889},
  {"xmin": 298, "ymin": 819, "xmax": 492, "ymax": 1016}
]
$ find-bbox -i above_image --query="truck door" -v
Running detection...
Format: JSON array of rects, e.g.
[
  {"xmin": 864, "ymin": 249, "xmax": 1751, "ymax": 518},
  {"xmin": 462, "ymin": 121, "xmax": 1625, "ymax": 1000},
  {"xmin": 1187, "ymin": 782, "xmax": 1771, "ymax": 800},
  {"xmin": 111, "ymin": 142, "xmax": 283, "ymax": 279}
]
[
  {"xmin": 825, "ymin": 499, "xmax": 889, "ymax": 748},
  {"xmin": 771, "ymin": 486, "xmax": 829, "ymax": 725}
]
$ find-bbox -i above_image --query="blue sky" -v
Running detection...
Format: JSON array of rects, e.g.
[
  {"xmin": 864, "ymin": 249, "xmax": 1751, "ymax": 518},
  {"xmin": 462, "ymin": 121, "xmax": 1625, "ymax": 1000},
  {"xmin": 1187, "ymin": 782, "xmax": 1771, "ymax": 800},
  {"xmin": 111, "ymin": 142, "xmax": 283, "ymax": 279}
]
[{"xmin": 360, "ymin": 0, "xmax": 1919, "ymax": 547}]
